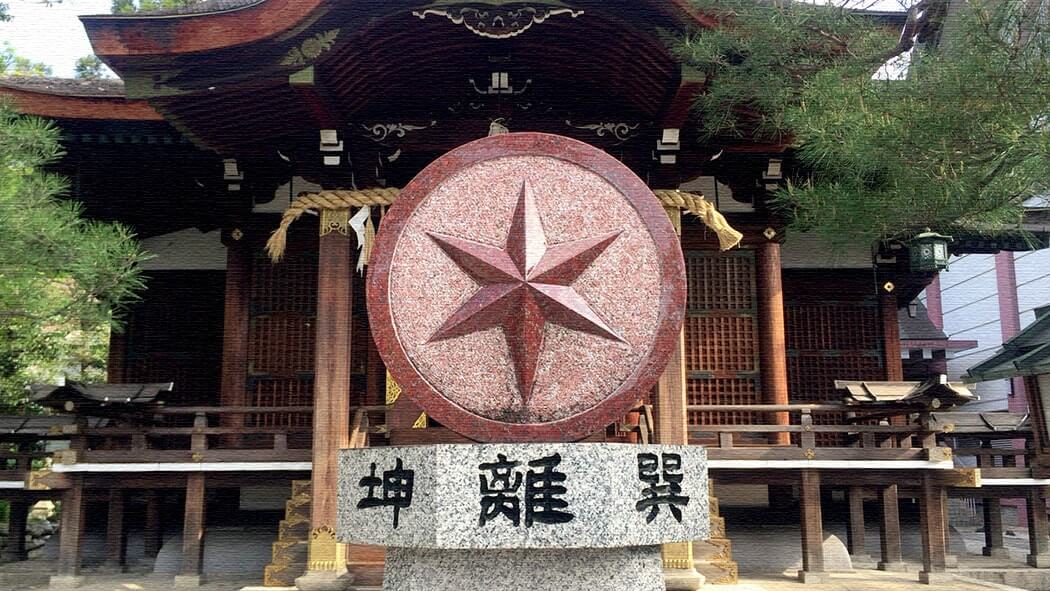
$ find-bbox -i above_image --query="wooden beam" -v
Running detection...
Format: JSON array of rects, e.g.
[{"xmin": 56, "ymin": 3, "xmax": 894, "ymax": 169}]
[
  {"xmin": 918, "ymin": 473, "xmax": 948, "ymax": 583},
  {"xmin": 655, "ymin": 329, "xmax": 688, "ymax": 446},
  {"xmin": 178, "ymin": 473, "xmax": 206, "ymax": 584},
  {"xmin": 103, "ymin": 488, "xmax": 127, "ymax": 572},
  {"xmin": 798, "ymin": 470, "xmax": 826, "ymax": 583},
  {"xmin": 756, "ymin": 240, "xmax": 790, "ymax": 444},
  {"xmin": 144, "ymin": 489, "xmax": 162, "ymax": 559},
  {"xmin": 1, "ymin": 500, "xmax": 29, "ymax": 562},
  {"xmin": 307, "ymin": 231, "xmax": 353, "ymax": 578},
  {"xmin": 1027, "ymin": 487, "xmax": 1050, "ymax": 567},
  {"xmin": 881, "ymin": 293, "xmax": 904, "ymax": 381},
  {"xmin": 982, "ymin": 497, "xmax": 1008, "ymax": 557},
  {"xmin": 56, "ymin": 475, "xmax": 85, "ymax": 577},
  {"xmin": 847, "ymin": 487, "xmax": 872, "ymax": 563},
  {"xmin": 878, "ymin": 484, "xmax": 906, "ymax": 571},
  {"xmin": 219, "ymin": 233, "xmax": 251, "ymax": 447}
]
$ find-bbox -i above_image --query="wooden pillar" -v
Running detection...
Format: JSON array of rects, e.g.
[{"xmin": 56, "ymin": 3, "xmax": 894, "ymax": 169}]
[
  {"xmin": 103, "ymin": 489, "xmax": 126, "ymax": 572},
  {"xmin": 654, "ymin": 329, "xmax": 704, "ymax": 590},
  {"xmin": 982, "ymin": 498, "xmax": 1008, "ymax": 558},
  {"xmin": 756, "ymin": 240, "xmax": 790, "ymax": 444},
  {"xmin": 177, "ymin": 474, "xmax": 206, "ymax": 587},
  {"xmin": 878, "ymin": 484, "xmax": 906, "ymax": 571},
  {"xmin": 52, "ymin": 475, "xmax": 85, "ymax": 586},
  {"xmin": 2, "ymin": 499, "xmax": 29, "ymax": 562},
  {"xmin": 798, "ymin": 470, "xmax": 827, "ymax": 583},
  {"xmin": 847, "ymin": 487, "xmax": 873, "ymax": 564},
  {"xmin": 918, "ymin": 473, "xmax": 948, "ymax": 584},
  {"xmin": 219, "ymin": 234, "xmax": 251, "ymax": 444},
  {"xmin": 1026, "ymin": 488, "xmax": 1050, "ymax": 567},
  {"xmin": 107, "ymin": 330, "xmax": 126, "ymax": 384},
  {"xmin": 303, "ymin": 231, "xmax": 353, "ymax": 584},
  {"xmin": 880, "ymin": 292, "xmax": 903, "ymax": 381},
  {"xmin": 144, "ymin": 489, "xmax": 162, "ymax": 559}
]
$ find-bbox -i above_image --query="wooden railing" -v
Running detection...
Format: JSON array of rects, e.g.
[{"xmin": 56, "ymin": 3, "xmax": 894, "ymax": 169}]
[
  {"xmin": 68, "ymin": 406, "xmax": 316, "ymax": 464},
  {"xmin": 687, "ymin": 404, "xmax": 951, "ymax": 462}
]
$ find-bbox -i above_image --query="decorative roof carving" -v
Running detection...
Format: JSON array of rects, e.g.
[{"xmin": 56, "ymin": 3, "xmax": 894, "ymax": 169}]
[
  {"xmin": 565, "ymin": 120, "xmax": 640, "ymax": 144},
  {"xmin": 412, "ymin": 1, "xmax": 583, "ymax": 39},
  {"xmin": 280, "ymin": 29, "xmax": 341, "ymax": 66}
]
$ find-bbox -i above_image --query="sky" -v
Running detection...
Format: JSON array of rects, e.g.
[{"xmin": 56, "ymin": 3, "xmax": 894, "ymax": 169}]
[{"xmin": 0, "ymin": 0, "xmax": 910, "ymax": 79}]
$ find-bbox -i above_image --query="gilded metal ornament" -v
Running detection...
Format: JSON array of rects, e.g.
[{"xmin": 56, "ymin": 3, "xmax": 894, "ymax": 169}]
[
  {"xmin": 412, "ymin": 1, "xmax": 583, "ymax": 39},
  {"xmin": 281, "ymin": 29, "xmax": 341, "ymax": 66}
]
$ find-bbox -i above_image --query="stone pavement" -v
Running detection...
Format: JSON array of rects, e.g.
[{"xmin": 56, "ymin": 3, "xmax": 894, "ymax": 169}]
[{"xmin": 0, "ymin": 561, "xmax": 1030, "ymax": 591}]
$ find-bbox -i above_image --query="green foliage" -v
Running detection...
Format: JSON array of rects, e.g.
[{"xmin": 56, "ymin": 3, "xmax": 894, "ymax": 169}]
[
  {"xmin": 73, "ymin": 55, "xmax": 105, "ymax": 80},
  {"xmin": 111, "ymin": 0, "xmax": 204, "ymax": 13},
  {"xmin": 677, "ymin": 0, "xmax": 1050, "ymax": 244},
  {"xmin": 1, "ymin": 43, "xmax": 52, "ymax": 77},
  {"xmin": 0, "ymin": 104, "xmax": 150, "ymax": 409}
]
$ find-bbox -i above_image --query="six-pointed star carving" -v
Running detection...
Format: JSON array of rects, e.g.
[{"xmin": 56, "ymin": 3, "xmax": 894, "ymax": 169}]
[{"xmin": 427, "ymin": 179, "xmax": 625, "ymax": 403}]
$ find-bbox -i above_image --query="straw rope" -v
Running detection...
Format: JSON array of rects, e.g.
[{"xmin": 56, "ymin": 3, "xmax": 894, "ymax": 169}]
[{"xmin": 266, "ymin": 187, "xmax": 742, "ymax": 262}]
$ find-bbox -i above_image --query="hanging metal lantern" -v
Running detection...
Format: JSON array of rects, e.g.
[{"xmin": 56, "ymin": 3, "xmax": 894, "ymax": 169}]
[{"xmin": 909, "ymin": 229, "xmax": 953, "ymax": 272}]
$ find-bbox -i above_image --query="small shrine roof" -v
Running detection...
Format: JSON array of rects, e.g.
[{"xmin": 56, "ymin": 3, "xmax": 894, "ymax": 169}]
[
  {"xmin": 926, "ymin": 411, "xmax": 1031, "ymax": 437},
  {"xmin": 968, "ymin": 313, "xmax": 1050, "ymax": 381},
  {"xmin": 899, "ymin": 302, "xmax": 947, "ymax": 341},
  {"xmin": 836, "ymin": 377, "xmax": 976, "ymax": 409},
  {"xmin": 29, "ymin": 382, "xmax": 174, "ymax": 414}
]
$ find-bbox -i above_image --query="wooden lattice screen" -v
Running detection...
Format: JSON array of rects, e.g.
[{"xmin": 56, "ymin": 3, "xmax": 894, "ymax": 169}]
[
  {"xmin": 785, "ymin": 300, "xmax": 886, "ymax": 445},
  {"xmin": 684, "ymin": 251, "xmax": 761, "ymax": 429},
  {"xmin": 121, "ymin": 271, "xmax": 225, "ymax": 408},
  {"xmin": 247, "ymin": 249, "xmax": 317, "ymax": 429}
]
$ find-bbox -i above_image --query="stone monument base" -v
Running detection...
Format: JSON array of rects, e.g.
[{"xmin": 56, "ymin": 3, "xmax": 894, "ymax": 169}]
[{"xmin": 384, "ymin": 546, "xmax": 663, "ymax": 591}]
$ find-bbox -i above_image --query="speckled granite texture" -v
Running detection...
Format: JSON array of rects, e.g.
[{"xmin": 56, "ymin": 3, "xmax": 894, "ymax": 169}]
[
  {"xmin": 383, "ymin": 546, "xmax": 664, "ymax": 591},
  {"xmin": 337, "ymin": 443, "xmax": 708, "ymax": 549},
  {"xmin": 367, "ymin": 133, "xmax": 687, "ymax": 442}
]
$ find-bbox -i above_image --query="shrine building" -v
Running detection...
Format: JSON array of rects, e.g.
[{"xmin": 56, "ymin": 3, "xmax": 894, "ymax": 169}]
[{"xmin": 2, "ymin": 1, "xmax": 1050, "ymax": 589}]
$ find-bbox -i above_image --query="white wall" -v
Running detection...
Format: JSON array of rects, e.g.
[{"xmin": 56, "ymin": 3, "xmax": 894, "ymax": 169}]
[
  {"xmin": 931, "ymin": 250, "xmax": 1050, "ymax": 411},
  {"xmin": 140, "ymin": 228, "xmax": 227, "ymax": 271}
]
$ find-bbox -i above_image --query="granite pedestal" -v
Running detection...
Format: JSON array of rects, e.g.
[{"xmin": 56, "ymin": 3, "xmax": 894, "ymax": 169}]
[{"xmin": 338, "ymin": 443, "xmax": 708, "ymax": 590}]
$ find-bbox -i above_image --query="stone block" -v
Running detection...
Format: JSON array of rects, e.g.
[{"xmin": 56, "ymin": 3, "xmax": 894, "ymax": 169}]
[
  {"xmin": 663, "ymin": 567, "xmax": 705, "ymax": 591},
  {"xmin": 385, "ymin": 546, "xmax": 663, "ymax": 591},
  {"xmin": 918, "ymin": 571, "xmax": 954, "ymax": 585},
  {"xmin": 797, "ymin": 570, "xmax": 828, "ymax": 584},
  {"xmin": 878, "ymin": 561, "xmax": 909, "ymax": 572},
  {"xmin": 48, "ymin": 575, "xmax": 84, "ymax": 589},
  {"xmin": 338, "ymin": 443, "xmax": 708, "ymax": 549},
  {"xmin": 1028, "ymin": 554, "xmax": 1050, "ymax": 568},
  {"xmin": 982, "ymin": 546, "xmax": 1010, "ymax": 558},
  {"xmin": 173, "ymin": 574, "xmax": 204, "ymax": 588}
]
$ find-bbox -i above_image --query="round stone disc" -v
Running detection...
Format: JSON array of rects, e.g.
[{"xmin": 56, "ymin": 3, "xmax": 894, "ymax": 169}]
[{"xmin": 367, "ymin": 132, "xmax": 686, "ymax": 442}]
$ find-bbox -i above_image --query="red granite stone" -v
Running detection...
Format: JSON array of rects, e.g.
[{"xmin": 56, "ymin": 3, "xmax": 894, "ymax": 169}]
[{"xmin": 367, "ymin": 132, "xmax": 686, "ymax": 443}]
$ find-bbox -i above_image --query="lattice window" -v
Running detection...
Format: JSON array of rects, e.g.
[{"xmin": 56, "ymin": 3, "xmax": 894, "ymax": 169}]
[
  {"xmin": 248, "ymin": 313, "xmax": 315, "ymax": 377},
  {"xmin": 684, "ymin": 251, "xmax": 760, "ymax": 431},
  {"xmin": 786, "ymin": 301, "xmax": 886, "ymax": 445},
  {"xmin": 246, "ymin": 249, "xmax": 318, "ymax": 428},
  {"xmin": 248, "ymin": 378, "xmax": 314, "ymax": 428}
]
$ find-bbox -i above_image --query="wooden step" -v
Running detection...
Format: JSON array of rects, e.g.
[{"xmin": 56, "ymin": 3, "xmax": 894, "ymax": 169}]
[
  {"xmin": 271, "ymin": 540, "xmax": 307, "ymax": 565},
  {"xmin": 695, "ymin": 558, "xmax": 739, "ymax": 585},
  {"xmin": 291, "ymin": 479, "xmax": 311, "ymax": 498},
  {"xmin": 710, "ymin": 515, "xmax": 726, "ymax": 539},
  {"xmin": 264, "ymin": 561, "xmax": 306, "ymax": 587},
  {"xmin": 693, "ymin": 538, "xmax": 732, "ymax": 561},
  {"xmin": 285, "ymin": 497, "xmax": 311, "ymax": 520},
  {"xmin": 278, "ymin": 515, "xmax": 310, "ymax": 540}
]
